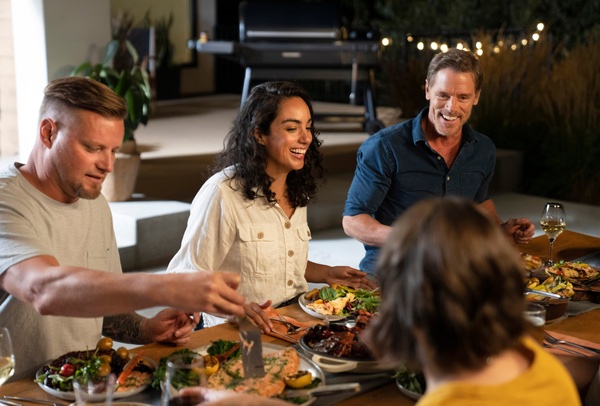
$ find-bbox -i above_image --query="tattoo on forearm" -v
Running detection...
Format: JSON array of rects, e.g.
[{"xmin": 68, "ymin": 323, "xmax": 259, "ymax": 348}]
[{"xmin": 102, "ymin": 313, "xmax": 149, "ymax": 344}]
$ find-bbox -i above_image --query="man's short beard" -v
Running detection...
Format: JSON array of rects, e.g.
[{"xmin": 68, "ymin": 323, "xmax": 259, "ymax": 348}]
[{"xmin": 74, "ymin": 185, "xmax": 102, "ymax": 200}]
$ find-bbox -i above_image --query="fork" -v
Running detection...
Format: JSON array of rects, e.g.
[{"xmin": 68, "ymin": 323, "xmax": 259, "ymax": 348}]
[
  {"xmin": 544, "ymin": 332, "xmax": 600, "ymax": 355},
  {"xmin": 270, "ymin": 315, "xmax": 308, "ymax": 334}
]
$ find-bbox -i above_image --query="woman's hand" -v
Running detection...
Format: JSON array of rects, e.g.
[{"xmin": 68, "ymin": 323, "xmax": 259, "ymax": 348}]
[
  {"xmin": 326, "ymin": 266, "xmax": 378, "ymax": 290},
  {"xmin": 229, "ymin": 300, "xmax": 274, "ymax": 333}
]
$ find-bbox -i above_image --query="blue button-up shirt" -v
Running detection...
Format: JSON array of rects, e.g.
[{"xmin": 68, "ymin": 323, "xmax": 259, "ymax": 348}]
[{"xmin": 343, "ymin": 108, "xmax": 496, "ymax": 274}]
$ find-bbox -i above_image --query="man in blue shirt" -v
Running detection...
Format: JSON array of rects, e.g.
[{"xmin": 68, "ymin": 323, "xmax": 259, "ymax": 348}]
[{"xmin": 342, "ymin": 48, "xmax": 535, "ymax": 275}]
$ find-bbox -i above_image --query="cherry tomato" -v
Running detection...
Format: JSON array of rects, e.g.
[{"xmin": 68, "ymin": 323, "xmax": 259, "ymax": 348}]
[
  {"xmin": 97, "ymin": 337, "xmax": 113, "ymax": 351},
  {"xmin": 60, "ymin": 363, "xmax": 75, "ymax": 377}
]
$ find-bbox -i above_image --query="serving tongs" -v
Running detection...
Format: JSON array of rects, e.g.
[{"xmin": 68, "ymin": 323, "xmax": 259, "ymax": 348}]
[{"xmin": 524, "ymin": 288, "xmax": 563, "ymax": 300}]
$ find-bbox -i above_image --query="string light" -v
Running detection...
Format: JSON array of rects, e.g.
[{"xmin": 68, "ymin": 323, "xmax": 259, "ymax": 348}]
[
  {"xmin": 537, "ymin": 22, "xmax": 544, "ymax": 31},
  {"xmin": 532, "ymin": 33, "xmax": 540, "ymax": 41},
  {"xmin": 440, "ymin": 43, "xmax": 449, "ymax": 52},
  {"xmin": 417, "ymin": 41, "xmax": 424, "ymax": 50},
  {"xmin": 381, "ymin": 37, "xmax": 391, "ymax": 46},
  {"xmin": 430, "ymin": 41, "xmax": 439, "ymax": 50}
]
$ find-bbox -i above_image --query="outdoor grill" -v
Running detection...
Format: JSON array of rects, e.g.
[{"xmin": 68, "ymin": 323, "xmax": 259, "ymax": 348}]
[{"xmin": 189, "ymin": 0, "xmax": 385, "ymax": 134}]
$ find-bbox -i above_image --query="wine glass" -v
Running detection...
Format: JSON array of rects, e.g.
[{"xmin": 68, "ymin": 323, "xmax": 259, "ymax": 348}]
[
  {"xmin": 0, "ymin": 327, "xmax": 15, "ymax": 386},
  {"xmin": 161, "ymin": 353, "xmax": 206, "ymax": 406},
  {"xmin": 540, "ymin": 202, "xmax": 567, "ymax": 266}
]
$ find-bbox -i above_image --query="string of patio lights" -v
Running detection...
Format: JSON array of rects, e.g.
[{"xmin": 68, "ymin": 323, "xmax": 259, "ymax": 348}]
[{"xmin": 379, "ymin": 22, "xmax": 546, "ymax": 54}]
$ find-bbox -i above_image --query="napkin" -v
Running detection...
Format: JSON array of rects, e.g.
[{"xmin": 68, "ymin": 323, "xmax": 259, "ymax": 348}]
[
  {"xmin": 263, "ymin": 307, "xmax": 315, "ymax": 344},
  {"xmin": 544, "ymin": 330, "xmax": 600, "ymax": 358}
]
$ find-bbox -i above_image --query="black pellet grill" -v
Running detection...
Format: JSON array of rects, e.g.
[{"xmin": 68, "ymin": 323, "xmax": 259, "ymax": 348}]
[{"xmin": 189, "ymin": 0, "xmax": 385, "ymax": 134}]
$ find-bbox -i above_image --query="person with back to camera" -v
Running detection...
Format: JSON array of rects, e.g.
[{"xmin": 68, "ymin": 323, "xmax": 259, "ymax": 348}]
[
  {"xmin": 342, "ymin": 48, "xmax": 535, "ymax": 275},
  {"xmin": 0, "ymin": 77, "xmax": 245, "ymax": 379},
  {"xmin": 362, "ymin": 196, "xmax": 580, "ymax": 405},
  {"xmin": 167, "ymin": 81, "xmax": 376, "ymax": 332}
]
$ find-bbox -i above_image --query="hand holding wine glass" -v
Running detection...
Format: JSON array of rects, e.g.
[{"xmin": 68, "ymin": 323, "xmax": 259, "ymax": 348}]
[
  {"xmin": 0, "ymin": 327, "xmax": 15, "ymax": 386},
  {"xmin": 540, "ymin": 202, "xmax": 566, "ymax": 266}
]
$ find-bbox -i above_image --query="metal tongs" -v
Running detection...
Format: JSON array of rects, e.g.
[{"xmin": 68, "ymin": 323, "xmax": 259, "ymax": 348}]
[{"xmin": 524, "ymin": 288, "xmax": 563, "ymax": 300}]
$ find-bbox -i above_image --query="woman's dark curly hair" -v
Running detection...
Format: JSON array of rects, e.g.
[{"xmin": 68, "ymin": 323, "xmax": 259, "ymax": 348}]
[{"xmin": 212, "ymin": 81, "xmax": 325, "ymax": 207}]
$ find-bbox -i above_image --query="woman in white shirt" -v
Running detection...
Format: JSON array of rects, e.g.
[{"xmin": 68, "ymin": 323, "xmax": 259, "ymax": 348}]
[{"xmin": 167, "ymin": 81, "xmax": 375, "ymax": 331}]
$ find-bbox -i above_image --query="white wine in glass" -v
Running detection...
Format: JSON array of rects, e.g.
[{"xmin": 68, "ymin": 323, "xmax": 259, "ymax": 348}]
[
  {"xmin": 0, "ymin": 327, "xmax": 15, "ymax": 386},
  {"xmin": 540, "ymin": 202, "xmax": 566, "ymax": 266}
]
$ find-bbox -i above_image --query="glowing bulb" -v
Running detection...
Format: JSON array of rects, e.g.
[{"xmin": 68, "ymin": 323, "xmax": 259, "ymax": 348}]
[
  {"xmin": 498, "ymin": 40, "xmax": 504, "ymax": 47},
  {"xmin": 511, "ymin": 44, "xmax": 517, "ymax": 51},
  {"xmin": 532, "ymin": 33, "xmax": 539, "ymax": 41},
  {"xmin": 456, "ymin": 43, "xmax": 464, "ymax": 50},
  {"xmin": 537, "ymin": 23, "xmax": 544, "ymax": 31},
  {"xmin": 476, "ymin": 49, "xmax": 483, "ymax": 56},
  {"xmin": 440, "ymin": 44, "xmax": 449, "ymax": 52},
  {"xmin": 381, "ymin": 37, "xmax": 391, "ymax": 46},
  {"xmin": 521, "ymin": 39, "xmax": 528, "ymax": 46},
  {"xmin": 430, "ymin": 42, "xmax": 438, "ymax": 50},
  {"xmin": 417, "ymin": 42, "xmax": 424, "ymax": 50},
  {"xmin": 475, "ymin": 41, "xmax": 482, "ymax": 49},
  {"xmin": 407, "ymin": 35, "xmax": 414, "ymax": 42},
  {"xmin": 493, "ymin": 46, "xmax": 500, "ymax": 53}
]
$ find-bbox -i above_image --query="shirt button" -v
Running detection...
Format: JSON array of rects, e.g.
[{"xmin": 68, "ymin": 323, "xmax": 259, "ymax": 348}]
[
  {"xmin": 257, "ymin": 231, "xmax": 264, "ymax": 239},
  {"xmin": 287, "ymin": 280, "xmax": 293, "ymax": 286},
  {"xmin": 446, "ymin": 176, "xmax": 450, "ymax": 181},
  {"xmin": 437, "ymin": 156, "xmax": 442, "ymax": 160},
  {"xmin": 307, "ymin": 230, "xmax": 311, "ymax": 237},
  {"xmin": 284, "ymin": 222, "xmax": 291, "ymax": 229},
  {"xmin": 288, "ymin": 250, "xmax": 294, "ymax": 257}
]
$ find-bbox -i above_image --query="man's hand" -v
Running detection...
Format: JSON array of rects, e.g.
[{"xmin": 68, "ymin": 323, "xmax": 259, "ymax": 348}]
[
  {"xmin": 503, "ymin": 218, "xmax": 536, "ymax": 244},
  {"xmin": 142, "ymin": 308, "xmax": 199, "ymax": 345}
]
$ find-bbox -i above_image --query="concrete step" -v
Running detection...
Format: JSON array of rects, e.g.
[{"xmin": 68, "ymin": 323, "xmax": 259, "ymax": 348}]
[{"xmin": 110, "ymin": 199, "xmax": 191, "ymax": 271}]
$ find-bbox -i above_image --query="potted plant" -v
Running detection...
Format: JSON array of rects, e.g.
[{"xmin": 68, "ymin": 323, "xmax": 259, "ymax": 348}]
[{"xmin": 71, "ymin": 13, "xmax": 152, "ymax": 201}]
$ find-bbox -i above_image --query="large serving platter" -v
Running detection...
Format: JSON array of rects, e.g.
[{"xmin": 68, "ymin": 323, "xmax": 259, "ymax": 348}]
[{"xmin": 194, "ymin": 342, "xmax": 325, "ymax": 405}]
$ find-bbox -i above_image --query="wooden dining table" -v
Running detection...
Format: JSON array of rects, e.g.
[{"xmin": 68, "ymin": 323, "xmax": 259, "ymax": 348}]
[{"xmin": 2, "ymin": 230, "xmax": 600, "ymax": 405}]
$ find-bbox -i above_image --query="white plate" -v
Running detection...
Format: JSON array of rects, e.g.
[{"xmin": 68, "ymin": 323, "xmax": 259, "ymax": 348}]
[
  {"xmin": 298, "ymin": 295, "xmax": 346, "ymax": 321},
  {"xmin": 36, "ymin": 357, "xmax": 156, "ymax": 401}
]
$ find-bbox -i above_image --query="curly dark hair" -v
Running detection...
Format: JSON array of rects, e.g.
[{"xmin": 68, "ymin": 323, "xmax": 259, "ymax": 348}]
[{"xmin": 212, "ymin": 81, "xmax": 325, "ymax": 207}]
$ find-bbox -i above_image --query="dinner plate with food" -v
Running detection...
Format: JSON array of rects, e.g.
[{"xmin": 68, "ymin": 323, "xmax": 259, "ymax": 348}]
[
  {"xmin": 36, "ymin": 338, "xmax": 156, "ymax": 401},
  {"xmin": 298, "ymin": 284, "xmax": 381, "ymax": 321},
  {"xmin": 152, "ymin": 339, "xmax": 325, "ymax": 405}
]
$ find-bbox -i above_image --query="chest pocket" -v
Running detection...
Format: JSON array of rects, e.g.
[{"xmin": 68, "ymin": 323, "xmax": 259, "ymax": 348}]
[
  {"xmin": 238, "ymin": 224, "xmax": 279, "ymax": 277},
  {"xmin": 86, "ymin": 249, "xmax": 110, "ymax": 271},
  {"xmin": 296, "ymin": 224, "xmax": 312, "ymax": 242}
]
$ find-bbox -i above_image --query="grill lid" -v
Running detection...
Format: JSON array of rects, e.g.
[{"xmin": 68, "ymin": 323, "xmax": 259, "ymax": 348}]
[{"xmin": 239, "ymin": 0, "xmax": 342, "ymax": 42}]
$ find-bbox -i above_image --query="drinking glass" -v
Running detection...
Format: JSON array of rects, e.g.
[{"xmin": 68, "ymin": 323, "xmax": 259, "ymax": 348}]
[
  {"xmin": 523, "ymin": 303, "xmax": 546, "ymax": 342},
  {"xmin": 0, "ymin": 327, "xmax": 15, "ymax": 386},
  {"xmin": 73, "ymin": 373, "xmax": 116, "ymax": 406},
  {"xmin": 540, "ymin": 202, "xmax": 566, "ymax": 266},
  {"xmin": 162, "ymin": 353, "xmax": 206, "ymax": 406}
]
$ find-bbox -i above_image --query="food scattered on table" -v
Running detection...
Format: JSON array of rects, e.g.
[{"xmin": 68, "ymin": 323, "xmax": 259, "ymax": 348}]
[
  {"xmin": 303, "ymin": 284, "xmax": 380, "ymax": 317},
  {"xmin": 36, "ymin": 337, "xmax": 154, "ymax": 393},
  {"xmin": 302, "ymin": 310, "xmax": 375, "ymax": 359}
]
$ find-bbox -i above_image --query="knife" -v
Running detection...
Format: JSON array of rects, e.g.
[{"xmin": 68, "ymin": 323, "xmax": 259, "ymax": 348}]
[
  {"xmin": 238, "ymin": 316, "xmax": 265, "ymax": 378},
  {"xmin": 284, "ymin": 382, "xmax": 361, "ymax": 398}
]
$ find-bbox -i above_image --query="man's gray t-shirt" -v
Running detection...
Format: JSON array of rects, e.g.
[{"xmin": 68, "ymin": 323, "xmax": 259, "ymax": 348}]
[{"xmin": 0, "ymin": 163, "xmax": 121, "ymax": 378}]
